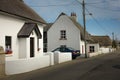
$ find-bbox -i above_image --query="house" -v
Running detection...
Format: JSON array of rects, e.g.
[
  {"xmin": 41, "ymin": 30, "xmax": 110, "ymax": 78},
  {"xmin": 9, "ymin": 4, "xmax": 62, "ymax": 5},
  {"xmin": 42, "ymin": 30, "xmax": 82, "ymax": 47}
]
[
  {"xmin": 0, "ymin": 0, "xmax": 50, "ymax": 75},
  {"xmin": 91, "ymin": 35, "xmax": 112, "ymax": 53},
  {"xmin": 44, "ymin": 12, "xmax": 91, "ymax": 55},
  {"xmin": 85, "ymin": 35, "xmax": 112, "ymax": 57}
]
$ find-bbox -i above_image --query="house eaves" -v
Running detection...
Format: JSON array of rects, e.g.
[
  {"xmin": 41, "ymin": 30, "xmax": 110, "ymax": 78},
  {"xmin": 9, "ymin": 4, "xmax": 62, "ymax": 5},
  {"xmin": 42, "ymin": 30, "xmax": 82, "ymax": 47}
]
[{"xmin": 0, "ymin": 0, "xmax": 46, "ymax": 24}]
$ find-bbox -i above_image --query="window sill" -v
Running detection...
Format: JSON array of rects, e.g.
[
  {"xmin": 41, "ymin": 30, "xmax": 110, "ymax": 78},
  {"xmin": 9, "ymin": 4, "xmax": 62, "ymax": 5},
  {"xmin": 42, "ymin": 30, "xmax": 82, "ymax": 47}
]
[
  {"xmin": 6, "ymin": 54, "xmax": 13, "ymax": 57},
  {"xmin": 59, "ymin": 38, "xmax": 67, "ymax": 40}
]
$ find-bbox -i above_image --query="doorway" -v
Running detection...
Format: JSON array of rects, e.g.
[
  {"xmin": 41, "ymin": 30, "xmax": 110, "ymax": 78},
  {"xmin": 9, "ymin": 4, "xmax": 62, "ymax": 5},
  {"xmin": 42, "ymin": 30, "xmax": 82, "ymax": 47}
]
[{"xmin": 30, "ymin": 37, "xmax": 34, "ymax": 57}]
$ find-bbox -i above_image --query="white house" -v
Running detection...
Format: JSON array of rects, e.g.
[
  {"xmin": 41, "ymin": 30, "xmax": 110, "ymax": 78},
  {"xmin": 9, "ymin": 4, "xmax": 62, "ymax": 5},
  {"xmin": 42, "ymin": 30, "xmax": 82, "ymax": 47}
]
[
  {"xmin": 0, "ymin": 0, "xmax": 50, "ymax": 75},
  {"xmin": 91, "ymin": 35, "xmax": 112, "ymax": 53},
  {"xmin": 44, "ymin": 12, "xmax": 91, "ymax": 54}
]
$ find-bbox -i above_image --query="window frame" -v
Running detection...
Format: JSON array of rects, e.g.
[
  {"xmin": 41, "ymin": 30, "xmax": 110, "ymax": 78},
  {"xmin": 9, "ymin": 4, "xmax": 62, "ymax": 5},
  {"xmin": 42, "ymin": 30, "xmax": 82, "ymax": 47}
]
[
  {"xmin": 60, "ymin": 30, "xmax": 67, "ymax": 40},
  {"xmin": 89, "ymin": 46, "xmax": 95, "ymax": 53},
  {"xmin": 5, "ymin": 36, "xmax": 12, "ymax": 54}
]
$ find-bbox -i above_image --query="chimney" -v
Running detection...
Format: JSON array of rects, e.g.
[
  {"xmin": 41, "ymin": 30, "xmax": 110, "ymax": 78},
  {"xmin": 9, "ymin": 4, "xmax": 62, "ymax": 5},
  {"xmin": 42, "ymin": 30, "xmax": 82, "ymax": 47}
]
[{"xmin": 71, "ymin": 12, "xmax": 77, "ymax": 21}]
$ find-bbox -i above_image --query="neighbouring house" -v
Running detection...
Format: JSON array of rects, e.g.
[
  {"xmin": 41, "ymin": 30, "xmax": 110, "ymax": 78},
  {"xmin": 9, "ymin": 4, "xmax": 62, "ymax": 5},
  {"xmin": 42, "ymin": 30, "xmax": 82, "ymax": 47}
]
[
  {"xmin": 0, "ymin": 0, "xmax": 51, "ymax": 75},
  {"xmin": 44, "ymin": 12, "xmax": 91, "ymax": 55},
  {"xmin": 87, "ymin": 43, "xmax": 100, "ymax": 53},
  {"xmin": 91, "ymin": 35, "xmax": 112, "ymax": 53},
  {"xmin": 86, "ymin": 43, "xmax": 100, "ymax": 57}
]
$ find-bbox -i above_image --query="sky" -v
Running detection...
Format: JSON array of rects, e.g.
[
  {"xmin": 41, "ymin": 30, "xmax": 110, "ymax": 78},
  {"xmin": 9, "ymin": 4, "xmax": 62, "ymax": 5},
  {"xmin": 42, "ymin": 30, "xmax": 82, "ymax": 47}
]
[{"xmin": 24, "ymin": 0, "xmax": 120, "ymax": 40}]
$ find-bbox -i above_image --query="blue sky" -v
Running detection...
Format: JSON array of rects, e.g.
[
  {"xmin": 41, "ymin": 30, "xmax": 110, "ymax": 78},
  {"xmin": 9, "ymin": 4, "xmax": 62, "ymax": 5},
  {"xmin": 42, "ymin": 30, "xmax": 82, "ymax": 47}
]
[{"xmin": 24, "ymin": 0, "xmax": 120, "ymax": 40}]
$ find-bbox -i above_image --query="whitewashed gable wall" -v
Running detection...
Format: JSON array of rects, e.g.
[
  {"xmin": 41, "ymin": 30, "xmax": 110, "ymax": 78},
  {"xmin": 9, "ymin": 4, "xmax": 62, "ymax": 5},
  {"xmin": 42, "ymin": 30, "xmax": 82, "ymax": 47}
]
[{"xmin": 48, "ymin": 15, "xmax": 81, "ymax": 51}]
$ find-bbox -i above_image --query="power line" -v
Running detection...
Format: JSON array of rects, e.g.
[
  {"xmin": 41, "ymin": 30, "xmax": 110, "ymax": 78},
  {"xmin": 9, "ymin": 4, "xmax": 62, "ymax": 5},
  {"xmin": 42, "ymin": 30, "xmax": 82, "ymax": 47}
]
[
  {"xmin": 86, "ymin": 1, "xmax": 105, "ymax": 4},
  {"xmin": 75, "ymin": 0, "xmax": 112, "ymax": 36},
  {"xmin": 85, "ymin": 8, "xmax": 112, "ymax": 35},
  {"xmin": 28, "ymin": 1, "xmax": 76, "ymax": 7},
  {"xmin": 86, "ymin": 4, "xmax": 120, "ymax": 12}
]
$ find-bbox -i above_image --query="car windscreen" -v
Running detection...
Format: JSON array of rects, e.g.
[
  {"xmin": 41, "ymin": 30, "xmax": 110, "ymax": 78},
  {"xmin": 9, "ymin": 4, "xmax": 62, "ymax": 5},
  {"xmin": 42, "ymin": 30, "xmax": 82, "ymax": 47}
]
[{"xmin": 67, "ymin": 47, "xmax": 75, "ymax": 51}]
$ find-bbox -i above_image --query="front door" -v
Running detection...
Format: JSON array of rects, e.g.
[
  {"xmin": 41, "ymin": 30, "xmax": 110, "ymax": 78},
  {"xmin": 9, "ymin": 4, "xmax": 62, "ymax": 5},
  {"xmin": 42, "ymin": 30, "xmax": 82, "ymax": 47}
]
[{"xmin": 30, "ymin": 37, "xmax": 34, "ymax": 57}]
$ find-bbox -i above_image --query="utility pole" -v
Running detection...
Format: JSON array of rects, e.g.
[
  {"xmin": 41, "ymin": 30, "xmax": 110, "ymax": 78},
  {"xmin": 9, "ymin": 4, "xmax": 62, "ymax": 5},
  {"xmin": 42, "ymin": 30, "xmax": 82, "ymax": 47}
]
[
  {"xmin": 112, "ymin": 32, "xmax": 114, "ymax": 41},
  {"xmin": 82, "ymin": 0, "xmax": 88, "ymax": 58}
]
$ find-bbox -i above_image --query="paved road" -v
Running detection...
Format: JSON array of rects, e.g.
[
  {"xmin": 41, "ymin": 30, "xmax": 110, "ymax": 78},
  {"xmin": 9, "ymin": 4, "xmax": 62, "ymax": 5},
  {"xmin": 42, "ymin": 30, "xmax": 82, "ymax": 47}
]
[{"xmin": 1, "ymin": 50, "xmax": 120, "ymax": 80}]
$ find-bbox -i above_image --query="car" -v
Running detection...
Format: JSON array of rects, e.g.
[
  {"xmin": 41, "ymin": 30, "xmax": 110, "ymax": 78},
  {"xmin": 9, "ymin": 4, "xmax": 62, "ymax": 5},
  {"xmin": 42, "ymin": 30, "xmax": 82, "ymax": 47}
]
[{"xmin": 52, "ymin": 47, "xmax": 80, "ymax": 59}]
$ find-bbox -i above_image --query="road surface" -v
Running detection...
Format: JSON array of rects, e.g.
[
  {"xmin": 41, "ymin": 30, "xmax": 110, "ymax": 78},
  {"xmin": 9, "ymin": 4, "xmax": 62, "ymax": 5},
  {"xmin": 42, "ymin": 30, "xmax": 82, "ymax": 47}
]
[{"xmin": 1, "ymin": 50, "xmax": 120, "ymax": 80}]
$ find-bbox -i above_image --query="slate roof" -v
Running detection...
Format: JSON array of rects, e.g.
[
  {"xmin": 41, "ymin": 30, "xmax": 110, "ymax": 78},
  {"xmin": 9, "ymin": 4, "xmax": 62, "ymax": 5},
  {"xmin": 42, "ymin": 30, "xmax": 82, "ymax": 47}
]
[
  {"xmin": 91, "ymin": 35, "xmax": 112, "ymax": 47},
  {"xmin": 18, "ymin": 23, "xmax": 42, "ymax": 39},
  {"xmin": 0, "ymin": 0, "xmax": 46, "ymax": 24}
]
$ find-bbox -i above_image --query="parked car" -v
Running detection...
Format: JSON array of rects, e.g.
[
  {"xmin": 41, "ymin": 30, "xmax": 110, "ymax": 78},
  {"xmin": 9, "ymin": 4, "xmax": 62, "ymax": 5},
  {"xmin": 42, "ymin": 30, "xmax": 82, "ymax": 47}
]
[{"xmin": 52, "ymin": 47, "xmax": 80, "ymax": 59}]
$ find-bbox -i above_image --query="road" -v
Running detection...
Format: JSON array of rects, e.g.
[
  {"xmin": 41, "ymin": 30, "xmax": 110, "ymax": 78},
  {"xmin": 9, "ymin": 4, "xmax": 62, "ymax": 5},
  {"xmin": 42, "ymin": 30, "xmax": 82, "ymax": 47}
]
[{"xmin": 1, "ymin": 50, "xmax": 120, "ymax": 80}]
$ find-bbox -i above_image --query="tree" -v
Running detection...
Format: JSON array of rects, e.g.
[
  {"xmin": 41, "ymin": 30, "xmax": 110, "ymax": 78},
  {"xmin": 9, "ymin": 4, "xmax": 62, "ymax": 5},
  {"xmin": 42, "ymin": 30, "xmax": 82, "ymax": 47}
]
[{"xmin": 112, "ymin": 40, "xmax": 117, "ymax": 48}]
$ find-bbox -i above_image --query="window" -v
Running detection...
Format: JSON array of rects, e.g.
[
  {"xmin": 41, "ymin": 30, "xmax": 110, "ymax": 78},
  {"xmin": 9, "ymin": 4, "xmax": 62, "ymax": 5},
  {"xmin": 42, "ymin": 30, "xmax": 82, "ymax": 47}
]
[
  {"xmin": 5, "ymin": 36, "xmax": 12, "ymax": 54},
  {"xmin": 60, "ymin": 45, "xmax": 66, "ymax": 52},
  {"xmin": 60, "ymin": 30, "xmax": 67, "ymax": 40},
  {"xmin": 60, "ymin": 45, "xmax": 66, "ymax": 48},
  {"xmin": 89, "ymin": 46, "xmax": 95, "ymax": 53}
]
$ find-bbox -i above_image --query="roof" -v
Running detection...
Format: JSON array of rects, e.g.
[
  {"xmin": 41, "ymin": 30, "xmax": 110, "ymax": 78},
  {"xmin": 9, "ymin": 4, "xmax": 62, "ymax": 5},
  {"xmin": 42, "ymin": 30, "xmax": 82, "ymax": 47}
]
[
  {"xmin": 69, "ymin": 17, "xmax": 92, "ymax": 41},
  {"xmin": 0, "ymin": 0, "xmax": 46, "ymax": 24},
  {"xmin": 44, "ymin": 23, "xmax": 53, "ymax": 32},
  {"xmin": 17, "ymin": 23, "xmax": 42, "ymax": 39},
  {"xmin": 91, "ymin": 35, "xmax": 112, "ymax": 47}
]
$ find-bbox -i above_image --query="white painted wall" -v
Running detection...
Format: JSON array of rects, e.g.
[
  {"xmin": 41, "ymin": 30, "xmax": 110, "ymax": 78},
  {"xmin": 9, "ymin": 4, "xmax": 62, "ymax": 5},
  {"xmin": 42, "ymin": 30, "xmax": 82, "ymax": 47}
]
[
  {"xmin": 0, "ymin": 14, "xmax": 25, "ymax": 60},
  {"xmin": 54, "ymin": 51, "xmax": 72, "ymax": 64},
  {"xmin": 100, "ymin": 47, "xmax": 110, "ymax": 53},
  {"xmin": 6, "ymin": 56, "xmax": 50, "ymax": 75},
  {"xmin": 89, "ymin": 51, "xmax": 101, "ymax": 57},
  {"xmin": 80, "ymin": 40, "xmax": 85, "ymax": 54},
  {"xmin": 19, "ymin": 38, "xmax": 27, "ymax": 59},
  {"xmin": 87, "ymin": 43, "xmax": 99, "ymax": 53},
  {"xmin": 48, "ymin": 15, "xmax": 81, "ymax": 51},
  {"xmin": 45, "ymin": 52, "xmax": 54, "ymax": 65}
]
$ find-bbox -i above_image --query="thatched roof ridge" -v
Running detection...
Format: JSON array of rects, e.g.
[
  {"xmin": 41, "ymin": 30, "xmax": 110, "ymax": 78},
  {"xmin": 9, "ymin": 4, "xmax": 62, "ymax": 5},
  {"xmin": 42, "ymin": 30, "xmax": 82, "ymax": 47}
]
[
  {"xmin": 91, "ymin": 35, "xmax": 112, "ymax": 47},
  {"xmin": 0, "ymin": 0, "xmax": 46, "ymax": 24}
]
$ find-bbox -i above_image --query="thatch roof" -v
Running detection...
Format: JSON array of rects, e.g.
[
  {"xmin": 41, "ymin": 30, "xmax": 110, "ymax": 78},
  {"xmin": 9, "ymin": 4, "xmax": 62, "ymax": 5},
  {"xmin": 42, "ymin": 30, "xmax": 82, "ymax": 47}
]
[
  {"xmin": 44, "ymin": 23, "xmax": 53, "ymax": 32},
  {"xmin": 0, "ymin": 0, "xmax": 46, "ymax": 24},
  {"xmin": 69, "ymin": 17, "xmax": 91, "ymax": 41},
  {"xmin": 91, "ymin": 35, "xmax": 112, "ymax": 47}
]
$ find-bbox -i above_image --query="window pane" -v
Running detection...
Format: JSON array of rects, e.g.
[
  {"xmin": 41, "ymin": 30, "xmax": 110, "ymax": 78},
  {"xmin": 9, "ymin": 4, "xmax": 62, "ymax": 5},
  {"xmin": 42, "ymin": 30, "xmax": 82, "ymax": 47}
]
[
  {"xmin": 89, "ymin": 46, "xmax": 94, "ymax": 52},
  {"xmin": 5, "ymin": 36, "xmax": 12, "ymax": 54},
  {"xmin": 60, "ymin": 30, "xmax": 66, "ymax": 39},
  {"xmin": 5, "ymin": 36, "xmax": 12, "ymax": 49}
]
